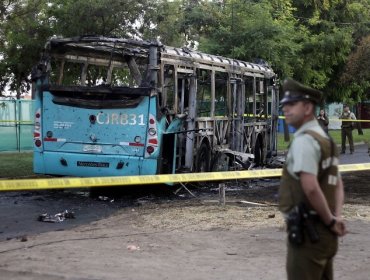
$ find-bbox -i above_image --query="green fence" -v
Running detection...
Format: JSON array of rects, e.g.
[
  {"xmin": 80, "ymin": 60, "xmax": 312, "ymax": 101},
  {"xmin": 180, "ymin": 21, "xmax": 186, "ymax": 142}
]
[{"xmin": 0, "ymin": 99, "xmax": 34, "ymax": 152}]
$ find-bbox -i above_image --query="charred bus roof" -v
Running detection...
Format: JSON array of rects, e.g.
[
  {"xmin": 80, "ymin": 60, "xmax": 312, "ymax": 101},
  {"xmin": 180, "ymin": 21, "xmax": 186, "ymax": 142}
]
[
  {"xmin": 46, "ymin": 36, "xmax": 159, "ymax": 56},
  {"xmin": 42, "ymin": 36, "xmax": 275, "ymax": 78}
]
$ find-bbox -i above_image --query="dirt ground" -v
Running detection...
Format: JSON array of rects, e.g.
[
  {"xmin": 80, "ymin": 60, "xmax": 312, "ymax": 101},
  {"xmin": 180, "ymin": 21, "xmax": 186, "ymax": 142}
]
[{"xmin": 0, "ymin": 171, "xmax": 369, "ymax": 280}]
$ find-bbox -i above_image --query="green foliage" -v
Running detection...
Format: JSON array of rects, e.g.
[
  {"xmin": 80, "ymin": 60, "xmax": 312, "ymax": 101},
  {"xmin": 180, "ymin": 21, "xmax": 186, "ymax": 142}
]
[
  {"xmin": 340, "ymin": 35, "xmax": 370, "ymax": 101},
  {"xmin": 0, "ymin": 0, "xmax": 156, "ymax": 97},
  {"xmin": 290, "ymin": 0, "xmax": 370, "ymax": 101},
  {"xmin": 145, "ymin": 0, "xmax": 186, "ymax": 46},
  {"xmin": 0, "ymin": 0, "xmax": 52, "ymax": 97},
  {"xmin": 193, "ymin": 1, "xmax": 302, "ymax": 79},
  {"xmin": 0, "ymin": 0, "xmax": 369, "ymax": 102},
  {"xmin": 48, "ymin": 0, "xmax": 156, "ymax": 37}
]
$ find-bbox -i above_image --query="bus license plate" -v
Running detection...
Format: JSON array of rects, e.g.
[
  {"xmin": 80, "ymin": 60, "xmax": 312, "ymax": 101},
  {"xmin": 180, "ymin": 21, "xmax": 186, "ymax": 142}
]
[
  {"xmin": 77, "ymin": 161, "xmax": 109, "ymax": 168},
  {"xmin": 83, "ymin": 145, "xmax": 102, "ymax": 153}
]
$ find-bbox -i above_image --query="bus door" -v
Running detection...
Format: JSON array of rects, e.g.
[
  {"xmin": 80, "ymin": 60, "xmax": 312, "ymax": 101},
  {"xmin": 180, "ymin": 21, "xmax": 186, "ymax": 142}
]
[
  {"xmin": 174, "ymin": 74, "xmax": 191, "ymax": 171},
  {"xmin": 161, "ymin": 64, "xmax": 192, "ymax": 173}
]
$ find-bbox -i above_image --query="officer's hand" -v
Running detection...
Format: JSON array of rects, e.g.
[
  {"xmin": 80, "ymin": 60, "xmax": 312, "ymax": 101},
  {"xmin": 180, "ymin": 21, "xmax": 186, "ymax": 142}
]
[{"xmin": 330, "ymin": 218, "xmax": 347, "ymax": 237}]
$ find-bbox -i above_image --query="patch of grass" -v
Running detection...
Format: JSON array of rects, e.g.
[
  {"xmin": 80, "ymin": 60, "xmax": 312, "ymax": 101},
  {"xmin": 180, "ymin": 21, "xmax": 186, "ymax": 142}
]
[
  {"xmin": 278, "ymin": 129, "xmax": 370, "ymax": 152},
  {"xmin": 328, "ymin": 128, "xmax": 370, "ymax": 145},
  {"xmin": 0, "ymin": 152, "xmax": 33, "ymax": 178}
]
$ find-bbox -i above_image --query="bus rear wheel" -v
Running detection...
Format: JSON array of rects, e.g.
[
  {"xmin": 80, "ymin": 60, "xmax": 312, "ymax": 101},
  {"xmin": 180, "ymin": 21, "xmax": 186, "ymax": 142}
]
[
  {"xmin": 254, "ymin": 139, "xmax": 263, "ymax": 167},
  {"xmin": 196, "ymin": 142, "xmax": 211, "ymax": 172}
]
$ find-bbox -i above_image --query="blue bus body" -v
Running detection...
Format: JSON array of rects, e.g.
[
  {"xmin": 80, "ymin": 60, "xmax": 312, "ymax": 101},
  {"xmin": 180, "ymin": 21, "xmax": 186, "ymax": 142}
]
[{"xmin": 33, "ymin": 85, "xmax": 165, "ymax": 176}]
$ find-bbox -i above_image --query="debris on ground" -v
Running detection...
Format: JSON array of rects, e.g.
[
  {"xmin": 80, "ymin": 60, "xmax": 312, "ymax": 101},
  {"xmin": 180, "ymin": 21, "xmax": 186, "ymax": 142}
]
[
  {"xmin": 37, "ymin": 210, "xmax": 75, "ymax": 223},
  {"xmin": 239, "ymin": 200, "xmax": 272, "ymax": 207},
  {"xmin": 127, "ymin": 244, "xmax": 140, "ymax": 251},
  {"xmin": 19, "ymin": 235, "xmax": 28, "ymax": 242},
  {"xmin": 98, "ymin": 196, "xmax": 114, "ymax": 202}
]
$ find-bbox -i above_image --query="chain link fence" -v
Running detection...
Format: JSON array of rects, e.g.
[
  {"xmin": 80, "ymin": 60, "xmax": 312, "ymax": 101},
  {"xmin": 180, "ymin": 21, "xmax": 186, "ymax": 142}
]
[{"xmin": 0, "ymin": 99, "xmax": 34, "ymax": 152}]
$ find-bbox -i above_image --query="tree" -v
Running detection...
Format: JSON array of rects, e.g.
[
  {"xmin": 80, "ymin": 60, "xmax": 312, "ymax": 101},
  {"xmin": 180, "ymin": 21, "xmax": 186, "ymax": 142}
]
[
  {"xmin": 48, "ymin": 0, "xmax": 157, "ymax": 38},
  {"xmin": 168, "ymin": 0, "xmax": 304, "ymax": 79},
  {"xmin": 143, "ymin": 0, "xmax": 186, "ymax": 47},
  {"xmin": 0, "ymin": 0, "xmax": 158, "ymax": 98},
  {"xmin": 291, "ymin": 0, "xmax": 370, "ymax": 101},
  {"xmin": 340, "ymin": 35, "xmax": 370, "ymax": 102},
  {"xmin": 0, "ymin": 0, "xmax": 51, "ymax": 98},
  {"xmin": 0, "ymin": 0, "xmax": 369, "ymax": 103}
]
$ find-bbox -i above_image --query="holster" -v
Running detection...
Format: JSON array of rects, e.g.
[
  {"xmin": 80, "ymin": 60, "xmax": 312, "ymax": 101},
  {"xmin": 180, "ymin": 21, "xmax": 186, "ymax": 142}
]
[
  {"xmin": 286, "ymin": 203, "xmax": 320, "ymax": 246},
  {"xmin": 299, "ymin": 203, "xmax": 319, "ymax": 243},
  {"xmin": 286, "ymin": 206, "xmax": 304, "ymax": 246}
]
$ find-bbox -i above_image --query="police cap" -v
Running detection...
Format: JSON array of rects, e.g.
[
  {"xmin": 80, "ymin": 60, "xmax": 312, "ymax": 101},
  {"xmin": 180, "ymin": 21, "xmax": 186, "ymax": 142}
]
[{"xmin": 280, "ymin": 78, "xmax": 322, "ymax": 105}]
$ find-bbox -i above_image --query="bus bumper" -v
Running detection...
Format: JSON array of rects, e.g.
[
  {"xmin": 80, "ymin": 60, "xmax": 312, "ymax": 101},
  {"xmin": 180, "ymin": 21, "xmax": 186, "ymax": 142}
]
[{"xmin": 33, "ymin": 151, "xmax": 158, "ymax": 177}]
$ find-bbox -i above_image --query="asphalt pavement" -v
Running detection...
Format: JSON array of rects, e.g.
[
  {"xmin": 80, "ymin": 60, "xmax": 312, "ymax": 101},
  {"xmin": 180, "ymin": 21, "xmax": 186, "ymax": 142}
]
[
  {"xmin": 1, "ymin": 144, "xmax": 368, "ymax": 242},
  {"xmin": 339, "ymin": 143, "xmax": 370, "ymax": 164}
]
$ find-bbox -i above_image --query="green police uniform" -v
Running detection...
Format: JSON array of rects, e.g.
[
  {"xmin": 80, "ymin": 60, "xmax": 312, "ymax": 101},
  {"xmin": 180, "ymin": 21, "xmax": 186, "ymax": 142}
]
[
  {"xmin": 340, "ymin": 110, "xmax": 356, "ymax": 154},
  {"xmin": 279, "ymin": 78, "xmax": 341, "ymax": 280},
  {"xmin": 279, "ymin": 119, "xmax": 340, "ymax": 280}
]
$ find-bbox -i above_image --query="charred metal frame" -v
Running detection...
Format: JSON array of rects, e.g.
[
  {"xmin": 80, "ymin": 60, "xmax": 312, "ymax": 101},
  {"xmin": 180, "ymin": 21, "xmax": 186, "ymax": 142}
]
[
  {"xmin": 159, "ymin": 45, "xmax": 278, "ymax": 171},
  {"xmin": 33, "ymin": 36, "xmax": 279, "ymax": 173}
]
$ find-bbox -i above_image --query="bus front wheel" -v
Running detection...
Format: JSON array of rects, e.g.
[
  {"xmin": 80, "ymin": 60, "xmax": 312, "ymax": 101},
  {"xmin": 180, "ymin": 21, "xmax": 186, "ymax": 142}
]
[{"xmin": 196, "ymin": 142, "xmax": 211, "ymax": 172}]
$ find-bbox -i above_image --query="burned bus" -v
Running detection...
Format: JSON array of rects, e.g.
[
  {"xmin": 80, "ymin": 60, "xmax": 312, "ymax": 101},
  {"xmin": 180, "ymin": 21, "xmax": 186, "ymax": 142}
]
[{"xmin": 32, "ymin": 36, "xmax": 279, "ymax": 177}]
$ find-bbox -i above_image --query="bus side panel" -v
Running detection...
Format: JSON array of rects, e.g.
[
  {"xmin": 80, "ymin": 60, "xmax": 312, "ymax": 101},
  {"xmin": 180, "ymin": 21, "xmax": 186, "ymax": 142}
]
[
  {"xmin": 34, "ymin": 152, "xmax": 158, "ymax": 177},
  {"xmin": 33, "ymin": 151, "xmax": 46, "ymax": 174}
]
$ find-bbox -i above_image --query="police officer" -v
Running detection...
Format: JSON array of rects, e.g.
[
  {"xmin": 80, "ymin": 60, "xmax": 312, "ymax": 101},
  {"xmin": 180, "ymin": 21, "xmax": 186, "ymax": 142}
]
[
  {"xmin": 340, "ymin": 105, "xmax": 356, "ymax": 154},
  {"xmin": 317, "ymin": 109, "xmax": 329, "ymax": 134},
  {"xmin": 279, "ymin": 78, "xmax": 347, "ymax": 280}
]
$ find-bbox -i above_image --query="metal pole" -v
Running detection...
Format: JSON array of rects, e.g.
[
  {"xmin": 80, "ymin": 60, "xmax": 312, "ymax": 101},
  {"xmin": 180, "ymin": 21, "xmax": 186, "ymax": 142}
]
[
  {"xmin": 13, "ymin": 99, "xmax": 20, "ymax": 152},
  {"xmin": 219, "ymin": 183, "xmax": 226, "ymax": 206}
]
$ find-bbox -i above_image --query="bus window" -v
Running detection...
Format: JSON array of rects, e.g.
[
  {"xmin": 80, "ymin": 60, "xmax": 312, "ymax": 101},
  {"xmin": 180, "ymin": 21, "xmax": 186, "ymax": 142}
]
[
  {"xmin": 111, "ymin": 67, "xmax": 139, "ymax": 87},
  {"xmin": 84, "ymin": 64, "xmax": 109, "ymax": 86},
  {"xmin": 49, "ymin": 57, "xmax": 145, "ymax": 88},
  {"xmin": 178, "ymin": 76, "xmax": 189, "ymax": 114},
  {"xmin": 162, "ymin": 65, "xmax": 176, "ymax": 113},
  {"xmin": 215, "ymin": 72, "xmax": 228, "ymax": 116},
  {"xmin": 256, "ymin": 77, "xmax": 265, "ymax": 117},
  {"xmin": 245, "ymin": 76, "xmax": 254, "ymax": 116},
  {"xmin": 50, "ymin": 60, "xmax": 83, "ymax": 86},
  {"xmin": 197, "ymin": 69, "xmax": 211, "ymax": 117}
]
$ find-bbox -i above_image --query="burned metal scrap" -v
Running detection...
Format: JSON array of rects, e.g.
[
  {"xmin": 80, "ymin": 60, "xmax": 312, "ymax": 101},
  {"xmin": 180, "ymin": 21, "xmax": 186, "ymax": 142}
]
[{"xmin": 37, "ymin": 210, "xmax": 75, "ymax": 223}]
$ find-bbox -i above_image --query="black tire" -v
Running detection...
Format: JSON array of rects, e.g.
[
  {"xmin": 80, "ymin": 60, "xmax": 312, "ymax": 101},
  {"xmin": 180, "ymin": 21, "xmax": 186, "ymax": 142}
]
[
  {"xmin": 210, "ymin": 152, "xmax": 229, "ymax": 172},
  {"xmin": 254, "ymin": 139, "xmax": 263, "ymax": 166},
  {"xmin": 196, "ymin": 142, "xmax": 211, "ymax": 172}
]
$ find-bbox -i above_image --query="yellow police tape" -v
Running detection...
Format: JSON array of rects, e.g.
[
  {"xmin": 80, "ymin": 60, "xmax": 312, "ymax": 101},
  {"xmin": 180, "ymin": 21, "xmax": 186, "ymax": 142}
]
[
  {"xmin": 1, "ymin": 163, "xmax": 370, "ymax": 192},
  {"xmin": 0, "ymin": 120, "xmax": 33, "ymax": 124},
  {"xmin": 0, "ymin": 115, "xmax": 370, "ymax": 125},
  {"xmin": 278, "ymin": 116, "xmax": 370, "ymax": 122}
]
